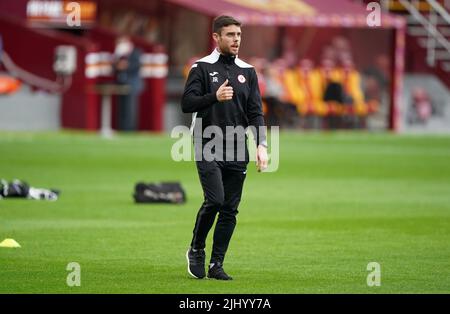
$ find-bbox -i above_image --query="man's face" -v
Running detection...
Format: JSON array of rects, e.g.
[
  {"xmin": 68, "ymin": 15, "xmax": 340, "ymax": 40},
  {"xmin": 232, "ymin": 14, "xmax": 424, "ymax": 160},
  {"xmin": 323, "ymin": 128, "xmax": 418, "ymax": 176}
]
[
  {"xmin": 115, "ymin": 38, "xmax": 133, "ymax": 56},
  {"xmin": 214, "ymin": 24, "xmax": 241, "ymax": 56}
]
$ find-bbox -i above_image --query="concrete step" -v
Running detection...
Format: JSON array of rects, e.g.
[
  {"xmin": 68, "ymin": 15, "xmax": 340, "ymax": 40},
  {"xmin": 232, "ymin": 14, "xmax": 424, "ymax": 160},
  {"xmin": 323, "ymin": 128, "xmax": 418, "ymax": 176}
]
[
  {"xmin": 407, "ymin": 15, "xmax": 449, "ymax": 25},
  {"xmin": 408, "ymin": 26, "xmax": 450, "ymax": 37},
  {"xmin": 417, "ymin": 37, "xmax": 450, "ymax": 48}
]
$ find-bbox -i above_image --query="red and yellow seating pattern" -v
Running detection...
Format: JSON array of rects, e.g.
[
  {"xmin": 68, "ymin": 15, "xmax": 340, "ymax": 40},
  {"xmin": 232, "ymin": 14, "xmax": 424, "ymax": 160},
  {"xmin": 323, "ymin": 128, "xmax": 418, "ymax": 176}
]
[{"xmin": 282, "ymin": 66, "xmax": 379, "ymax": 117}]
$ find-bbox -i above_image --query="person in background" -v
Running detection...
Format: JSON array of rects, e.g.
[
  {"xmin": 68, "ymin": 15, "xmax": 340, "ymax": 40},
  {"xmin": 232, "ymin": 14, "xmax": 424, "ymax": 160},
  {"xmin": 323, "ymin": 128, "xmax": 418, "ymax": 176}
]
[
  {"xmin": 363, "ymin": 54, "xmax": 390, "ymax": 115},
  {"xmin": 249, "ymin": 57, "xmax": 268, "ymax": 115},
  {"xmin": 338, "ymin": 56, "xmax": 367, "ymax": 128},
  {"xmin": 263, "ymin": 59, "xmax": 298, "ymax": 128},
  {"xmin": 316, "ymin": 57, "xmax": 341, "ymax": 127},
  {"xmin": 114, "ymin": 36, "xmax": 144, "ymax": 131},
  {"xmin": 296, "ymin": 58, "xmax": 323, "ymax": 129},
  {"xmin": 282, "ymin": 60, "xmax": 304, "ymax": 126},
  {"xmin": 409, "ymin": 87, "xmax": 432, "ymax": 124}
]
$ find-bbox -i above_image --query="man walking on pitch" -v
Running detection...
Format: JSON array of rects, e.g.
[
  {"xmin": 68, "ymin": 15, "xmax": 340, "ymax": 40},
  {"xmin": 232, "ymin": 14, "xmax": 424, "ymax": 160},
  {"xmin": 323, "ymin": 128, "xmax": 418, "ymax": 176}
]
[{"xmin": 181, "ymin": 15, "xmax": 268, "ymax": 280}]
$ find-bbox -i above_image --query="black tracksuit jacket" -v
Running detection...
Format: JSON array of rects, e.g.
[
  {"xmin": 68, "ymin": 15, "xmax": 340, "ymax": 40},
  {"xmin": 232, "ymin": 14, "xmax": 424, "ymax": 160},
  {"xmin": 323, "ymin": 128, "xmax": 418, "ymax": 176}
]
[{"xmin": 181, "ymin": 49, "xmax": 266, "ymax": 150}]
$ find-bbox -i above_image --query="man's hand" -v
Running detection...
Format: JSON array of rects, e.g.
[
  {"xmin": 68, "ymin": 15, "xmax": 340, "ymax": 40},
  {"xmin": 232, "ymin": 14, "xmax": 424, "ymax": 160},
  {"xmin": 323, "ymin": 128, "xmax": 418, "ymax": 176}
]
[
  {"xmin": 216, "ymin": 79, "xmax": 233, "ymax": 102},
  {"xmin": 256, "ymin": 144, "xmax": 268, "ymax": 172}
]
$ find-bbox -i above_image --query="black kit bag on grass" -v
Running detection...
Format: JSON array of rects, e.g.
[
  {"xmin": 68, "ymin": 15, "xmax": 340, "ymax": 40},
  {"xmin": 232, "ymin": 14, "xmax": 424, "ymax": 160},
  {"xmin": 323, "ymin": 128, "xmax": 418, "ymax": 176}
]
[{"xmin": 133, "ymin": 182, "xmax": 186, "ymax": 204}]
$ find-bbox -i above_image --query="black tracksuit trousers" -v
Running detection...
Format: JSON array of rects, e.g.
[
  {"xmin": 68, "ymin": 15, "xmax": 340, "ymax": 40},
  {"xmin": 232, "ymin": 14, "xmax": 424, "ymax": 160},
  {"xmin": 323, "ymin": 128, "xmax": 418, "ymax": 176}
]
[{"xmin": 190, "ymin": 160, "xmax": 247, "ymax": 264}]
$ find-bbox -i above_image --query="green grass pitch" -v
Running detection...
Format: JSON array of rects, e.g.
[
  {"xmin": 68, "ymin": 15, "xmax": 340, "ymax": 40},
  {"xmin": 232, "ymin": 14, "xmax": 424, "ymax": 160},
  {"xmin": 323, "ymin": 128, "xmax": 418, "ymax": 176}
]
[{"xmin": 0, "ymin": 131, "xmax": 449, "ymax": 293}]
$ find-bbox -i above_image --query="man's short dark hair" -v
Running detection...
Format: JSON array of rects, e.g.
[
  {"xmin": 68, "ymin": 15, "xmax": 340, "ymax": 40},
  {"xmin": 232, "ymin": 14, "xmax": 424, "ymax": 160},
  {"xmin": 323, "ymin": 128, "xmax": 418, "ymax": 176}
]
[{"xmin": 213, "ymin": 15, "xmax": 241, "ymax": 35}]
